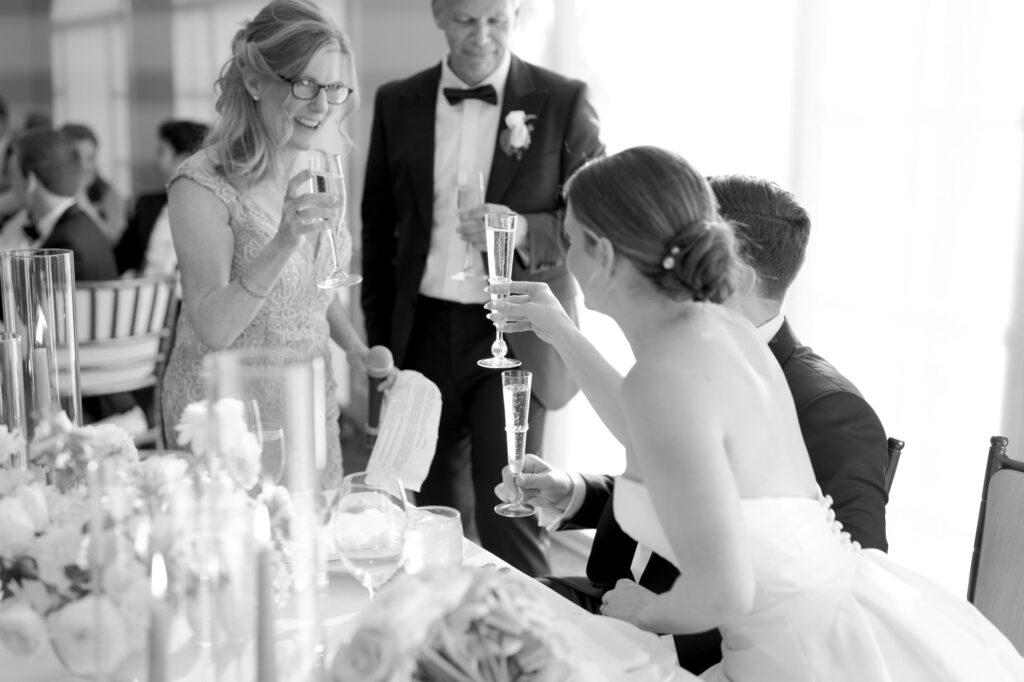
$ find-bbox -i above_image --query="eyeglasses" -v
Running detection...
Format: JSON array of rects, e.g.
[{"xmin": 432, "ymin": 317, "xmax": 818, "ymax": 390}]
[{"xmin": 277, "ymin": 75, "xmax": 353, "ymax": 105}]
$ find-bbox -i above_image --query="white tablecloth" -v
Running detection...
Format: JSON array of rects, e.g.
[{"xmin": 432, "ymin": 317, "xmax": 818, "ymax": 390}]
[{"xmin": 7, "ymin": 539, "xmax": 685, "ymax": 681}]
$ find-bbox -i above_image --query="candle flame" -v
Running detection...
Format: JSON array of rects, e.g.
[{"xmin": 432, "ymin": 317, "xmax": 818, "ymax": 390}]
[
  {"xmin": 151, "ymin": 552, "xmax": 167, "ymax": 599},
  {"xmin": 254, "ymin": 504, "xmax": 271, "ymax": 546},
  {"xmin": 34, "ymin": 308, "xmax": 47, "ymax": 347}
]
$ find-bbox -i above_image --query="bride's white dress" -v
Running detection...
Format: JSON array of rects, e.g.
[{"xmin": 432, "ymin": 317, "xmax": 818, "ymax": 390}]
[{"xmin": 613, "ymin": 477, "xmax": 1024, "ymax": 681}]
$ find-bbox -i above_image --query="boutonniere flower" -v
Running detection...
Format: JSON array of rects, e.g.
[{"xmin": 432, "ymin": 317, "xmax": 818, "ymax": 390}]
[{"xmin": 499, "ymin": 110, "xmax": 536, "ymax": 160}]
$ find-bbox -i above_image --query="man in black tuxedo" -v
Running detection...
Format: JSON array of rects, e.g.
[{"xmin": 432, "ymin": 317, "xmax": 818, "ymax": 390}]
[
  {"xmin": 8, "ymin": 129, "xmax": 138, "ymax": 426},
  {"xmin": 497, "ymin": 174, "xmax": 889, "ymax": 673},
  {"xmin": 361, "ymin": 0, "xmax": 604, "ymax": 576},
  {"xmin": 116, "ymin": 119, "xmax": 208, "ymax": 275}
]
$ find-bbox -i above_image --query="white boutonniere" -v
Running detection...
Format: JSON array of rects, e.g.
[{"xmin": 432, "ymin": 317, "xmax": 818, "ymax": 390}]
[{"xmin": 499, "ymin": 110, "xmax": 536, "ymax": 160}]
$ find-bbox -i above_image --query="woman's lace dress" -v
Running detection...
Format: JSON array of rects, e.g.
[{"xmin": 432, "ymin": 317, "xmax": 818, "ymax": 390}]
[
  {"xmin": 613, "ymin": 476, "xmax": 1024, "ymax": 681},
  {"xmin": 161, "ymin": 150, "xmax": 347, "ymax": 486}
]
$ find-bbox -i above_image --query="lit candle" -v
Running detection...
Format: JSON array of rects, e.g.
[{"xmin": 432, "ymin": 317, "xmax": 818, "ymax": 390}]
[
  {"xmin": 31, "ymin": 312, "xmax": 52, "ymax": 418},
  {"xmin": 148, "ymin": 552, "xmax": 169, "ymax": 682},
  {"xmin": 255, "ymin": 505, "xmax": 276, "ymax": 682}
]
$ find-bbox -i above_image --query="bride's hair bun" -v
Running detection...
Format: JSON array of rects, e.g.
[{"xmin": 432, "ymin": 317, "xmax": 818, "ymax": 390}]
[{"xmin": 565, "ymin": 146, "xmax": 742, "ymax": 303}]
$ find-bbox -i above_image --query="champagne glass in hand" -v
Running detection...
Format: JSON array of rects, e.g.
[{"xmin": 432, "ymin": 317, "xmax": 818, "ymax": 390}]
[
  {"xmin": 495, "ymin": 369, "xmax": 535, "ymax": 517},
  {"xmin": 477, "ymin": 212, "xmax": 521, "ymax": 369},
  {"xmin": 259, "ymin": 421, "xmax": 286, "ymax": 489},
  {"xmin": 331, "ymin": 472, "xmax": 407, "ymax": 599},
  {"xmin": 309, "ymin": 150, "xmax": 361, "ymax": 288},
  {"xmin": 450, "ymin": 171, "xmax": 486, "ymax": 281}
]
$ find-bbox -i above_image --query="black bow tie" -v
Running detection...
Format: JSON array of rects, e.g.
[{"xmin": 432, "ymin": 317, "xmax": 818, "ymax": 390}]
[
  {"xmin": 23, "ymin": 223, "xmax": 40, "ymax": 241},
  {"xmin": 443, "ymin": 84, "xmax": 498, "ymax": 106}
]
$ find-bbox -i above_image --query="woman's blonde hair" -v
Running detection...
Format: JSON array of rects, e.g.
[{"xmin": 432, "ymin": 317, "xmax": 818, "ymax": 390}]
[{"xmin": 205, "ymin": 0, "xmax": 355, "ymax": 185}]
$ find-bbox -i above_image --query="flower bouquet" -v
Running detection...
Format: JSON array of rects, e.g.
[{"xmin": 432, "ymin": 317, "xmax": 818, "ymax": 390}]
[{"xmin": 331, "ymin": 567, "xmax": 578, "ymax": 682}]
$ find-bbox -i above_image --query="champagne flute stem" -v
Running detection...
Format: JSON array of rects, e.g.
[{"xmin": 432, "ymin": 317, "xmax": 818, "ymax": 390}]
[
  {"xmin": 462, "ymin": 243, "xmax": 475, "ymax": 271},
  {"xmin": 513, "ymin": 478, "xmax": 525, "ymax": 506},
  {"xmin": 325, "ymin": 228, "xmax": 340, "ymax": 271}
]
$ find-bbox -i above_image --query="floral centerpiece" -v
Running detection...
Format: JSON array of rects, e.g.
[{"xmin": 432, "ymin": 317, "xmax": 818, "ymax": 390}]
[
  {"xmin": 0, "ymin": 400, "xmax": 297, "ymax": 677},
  {"xmin": 331, "ymin": 567, "xmax": 578, "ymax": 682}
]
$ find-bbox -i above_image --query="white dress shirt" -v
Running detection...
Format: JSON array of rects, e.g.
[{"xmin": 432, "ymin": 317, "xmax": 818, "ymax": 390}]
[
  {"xmin": 419, "ymin": 52, "xmax": 511, "ymax": 304},
  {"xmin": 34, "ymin": 198, "xmax": 76, "ymax": 245},
  {"xmin": 142, "ymin": 205, "xmax": 178, "ymax": 275}
]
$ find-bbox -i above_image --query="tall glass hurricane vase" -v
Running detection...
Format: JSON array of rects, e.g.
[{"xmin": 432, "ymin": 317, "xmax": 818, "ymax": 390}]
[
  {"xmin": 0, "ymin": 332, "xmax": 27, "ymax": 468},
  {"xmin": 478, "ymin": 213, "xmax": 521, "ymax": 369},
  {"xmin": 203, "ymin": 348, "xmax": 328, "ymax": 680},
  {"xmin": 0, "ymin": 249, "xmax": 82, "ymax": 441}
]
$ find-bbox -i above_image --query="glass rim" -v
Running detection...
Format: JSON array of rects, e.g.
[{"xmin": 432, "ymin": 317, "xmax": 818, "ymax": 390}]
[
  {"xmin": 410, "ymin": 505, "xmax": 461, "ymax": 519},
  {"xmin": 4, "ymin": 248, "xmax": 74, "ymax": 260}
]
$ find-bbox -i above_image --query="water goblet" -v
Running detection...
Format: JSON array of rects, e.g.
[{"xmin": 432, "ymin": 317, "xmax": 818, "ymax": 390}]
[
  {"xmin": 450, "ymin": 171, "xmax": 486, "ymax": 281},
  {"xmin": 495, "ymin": 369, "xmax": 536, "ymax": 517},
  {"xmin": 309, "ymin": 149, "xmax": 362, "ymax": 288},
  {"xmin": 477, "ymin": 212, "xmax": 521, "ymax": 369},
  {"xmin": 403, "ymin": 505, "xmax": 463, "ymax": 573},
  {"xmin": 331, "ymin": 472, "xmax": 407, "ymax": 599}
]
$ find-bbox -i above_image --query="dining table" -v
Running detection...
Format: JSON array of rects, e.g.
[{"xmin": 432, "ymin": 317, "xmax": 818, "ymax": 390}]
[{"xmin": 8, "ymin": 537, "xmax": 687, "ymax": 682}]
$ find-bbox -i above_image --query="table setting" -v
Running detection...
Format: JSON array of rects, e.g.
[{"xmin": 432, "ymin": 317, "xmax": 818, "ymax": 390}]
[{"xmin": 0, "ymin": 246, "xmax": 686, "ymax": 681}]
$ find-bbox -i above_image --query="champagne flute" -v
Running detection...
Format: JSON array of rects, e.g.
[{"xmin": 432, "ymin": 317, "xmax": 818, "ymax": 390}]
[
  {"xmin": 477, "ymin": 212, "xmax": 521, "ymax": 369},
  {"xmin": 309, "ymin": 150, "xmax": 362, "ymax": 288},
  {"xmin": 450, "ymin": 171, "xmax": 486, "ymax": 281},
  {"xmin": 495, "ymin": 369, "xmax": 535, "ymax": 517},
  {"xmin": 259, "ymin": 421, "xmax": 286, "ymax": 489},
  {"xmin": 331, "ymin": 472, "xmax": 407, "ymax": 599}
]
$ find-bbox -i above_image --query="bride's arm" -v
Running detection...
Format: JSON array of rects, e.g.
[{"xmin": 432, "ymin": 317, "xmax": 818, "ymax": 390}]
[{"xmin": 620, "ymin": 361, "xmax": 755, "ymax": 634}]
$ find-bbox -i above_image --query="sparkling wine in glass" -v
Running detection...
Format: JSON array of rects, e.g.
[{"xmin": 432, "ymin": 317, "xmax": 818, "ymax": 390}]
[
  {"xmin": 477, "ymin": 212, "xmax": 521, "ymax": 369},
  {"xmin": 259, "ymin": 421, "xmax": 286, "ymax": 488},
  {"xmin": 450, "ymin": 171, "xmax": 486, "ymax": 281},
  {"xmin": 495, "ymin": 369, "xmax": 536, "ymax": 517},
  {"xmin": 309, "ymin": 150, "xmax": 362, "ymax": 288},
  {"xmin": 331, "ymin": 472, "xmax": 407, "ymax": 599}
]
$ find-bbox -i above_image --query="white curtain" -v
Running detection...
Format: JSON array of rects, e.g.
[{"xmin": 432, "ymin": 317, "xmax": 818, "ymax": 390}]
[{"xmin": 525, "ymin": 0, "xmax": 1024, "ymax": 594}]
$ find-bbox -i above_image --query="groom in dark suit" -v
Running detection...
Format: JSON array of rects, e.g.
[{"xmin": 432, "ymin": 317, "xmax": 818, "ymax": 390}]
[
  {"xmin": 361, "ymin": 0, "xmax": 604, "ymax": 577},
  {"xmin": 498, "ymin": 175, "xmax": 889, "ymax": 672}
]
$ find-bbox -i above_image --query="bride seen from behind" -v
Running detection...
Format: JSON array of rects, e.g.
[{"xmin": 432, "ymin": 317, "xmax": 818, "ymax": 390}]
[{"xmin": 494, "ymin": 146, "xmax": 1024, "ymax": 679}]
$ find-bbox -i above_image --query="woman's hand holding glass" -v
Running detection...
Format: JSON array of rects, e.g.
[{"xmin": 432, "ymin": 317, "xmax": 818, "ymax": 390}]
[
  {"xmin": 279, "ymin": 167, "xmax": 340, "ymax": 242},
  {"xmin": 486, "ymin": 281, "xmax": 577, "ymax": 347}
]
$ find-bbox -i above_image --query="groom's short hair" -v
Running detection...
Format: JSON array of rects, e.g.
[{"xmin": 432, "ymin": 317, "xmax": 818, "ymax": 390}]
[{"xmin": 708, "ymin": 175, "xmax": 810, "ymax": 302}]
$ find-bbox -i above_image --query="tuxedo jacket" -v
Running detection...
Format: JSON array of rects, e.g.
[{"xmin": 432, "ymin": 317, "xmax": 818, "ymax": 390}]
[
  {"xmin": 361, "ymin": 55, "xmax": 605, "ymax": 409},
  {"xmin": 115, "ymin": 192, "xmax": 167, "ymax": 274},
  {"xmin": 570, "ymin": 318, "xmax": 890, "ymax": 669},
  {"xmin": 42, "ymin": 205, "xmax": 119, "ymax": 282}
]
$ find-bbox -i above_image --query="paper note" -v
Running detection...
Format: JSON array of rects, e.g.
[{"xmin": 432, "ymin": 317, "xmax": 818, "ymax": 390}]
[{"xmin": 365, "ymin": 370, "xmax": 441, "ymax": 492}]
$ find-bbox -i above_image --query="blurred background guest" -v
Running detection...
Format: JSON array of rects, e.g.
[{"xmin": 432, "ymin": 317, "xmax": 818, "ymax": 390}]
[
  {"xmin": 7, "ymin": 128, "xmax": 145, "ymax": 433},
  {"xmin": 116, "ymin": 118, "xmax": 209, "ymax": 275},
  {"xmin": 60, "ymin": 122, "xmax": 127, "ymax": 244}
]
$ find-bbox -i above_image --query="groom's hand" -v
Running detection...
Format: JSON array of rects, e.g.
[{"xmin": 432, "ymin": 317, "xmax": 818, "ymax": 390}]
[
  {"xmin": 494, "ymin": 453, "xmax": 574, "ymax": 512},
  {"xmin": 602, "ymin": 579, "xmax": 658, "ymax": 630}
]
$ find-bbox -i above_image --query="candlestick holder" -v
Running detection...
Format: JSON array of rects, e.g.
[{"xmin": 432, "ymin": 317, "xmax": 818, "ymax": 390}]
[
  {"xmin": 0, "ymin": 249, "xmax": 82, "ymax": 446},
  {"xmin": 0, "ymin": 331, "xmax": 27, "ymax": 468}
]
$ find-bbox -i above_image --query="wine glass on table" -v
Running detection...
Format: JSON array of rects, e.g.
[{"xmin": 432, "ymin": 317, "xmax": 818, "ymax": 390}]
[
  {"xmin": 477, "ymin": 212, "xmax": 521, "ymax": 369},
  {"xmin": 259, "ymin": 421, "xmax": 286, "ymax": 489},
  {"xmin": 495, "ymin": 369, "xmax": 536, "ymax": 517},
  {"xmin": 331, "ymin": 472, "xmax": 407, "ymax": 599},
  {"xmin": 450, "ymin": 171, "xmax": 486, "ymax": 281},
  {"xmin": 309, "ymin": 150, "xmax": 361, "ymax": 288}
]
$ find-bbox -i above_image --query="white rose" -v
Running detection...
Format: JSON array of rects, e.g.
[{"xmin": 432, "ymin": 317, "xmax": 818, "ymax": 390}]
[
  {"xmin": 0, "ymin": 599, "xmax": 48, "ymax": 657},
  {"xmin": 48, "ymin": 596, "xmax": 130, "ymax": 676},
  {"xmin": 0, "ymin": 498, "xmax": 37, "ymax": 559},
  {"xmin": 505, "ymin": 110, "xmax": 527, "ymax": 128},
  {"xmin": 175, "ymin": 400, "xmax": 211, "ymax": 454},
  {"xmin": 508, "ymin": 124, "xmax": 529, "ymax": 148},
  {"xmin": 16, "ymin": 483, "xmax": 49, "ymax": 532},
  {"xmin": 31, "ymin": 525, "xmax": 85, "ymax": 594},
  {"xmin": 84, "ymin": 423, "xmax": 139, "ymax": 462}
]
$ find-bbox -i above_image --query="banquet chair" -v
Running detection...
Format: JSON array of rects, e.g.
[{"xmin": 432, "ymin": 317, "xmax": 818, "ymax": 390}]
[
  {"xmin": 75, "ymin": 273, "xmax": 179, "ymax": 448},
  {"xmin": 966, "ymin": 436, "xmax": 1024, "ymax": 653},
  {"xmin": 884, "ymin": 437, "xmax": 905, "ymax": 494}
]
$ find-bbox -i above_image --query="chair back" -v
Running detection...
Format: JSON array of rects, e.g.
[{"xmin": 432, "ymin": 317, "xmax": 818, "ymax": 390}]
[
  {"xmin": 75, "ymin": 273, "xmax": 179, "ymax": 446},
  {"xmin": 884, "ymin": 437, "xmax": 905, "ymax": 494},
  {"xmin": 967, "ymin": 436, "xmax": 1024, "ymax": 653}
]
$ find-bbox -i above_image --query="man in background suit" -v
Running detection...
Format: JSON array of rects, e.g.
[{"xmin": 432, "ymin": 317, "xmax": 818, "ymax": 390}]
[
  {"xmin": 116, "ymin": 119, "xmax": 208, "ymax": 275},
  {"xmin": 8, "ymin": 129, "xmax": 142, "ymax": 431},
  {"xmin": 496, "ymin": 174, "xmax": 889, "ymax": 672},
  {"xmin": 362, "ymin": 0, "xmax": 604, "ymax": 576}
]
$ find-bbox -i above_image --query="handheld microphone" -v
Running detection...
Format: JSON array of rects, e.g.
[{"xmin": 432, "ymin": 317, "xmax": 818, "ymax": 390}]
[{"xmin": 364, "ymin": 345, "xmax": 394, "ymax": 448}]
